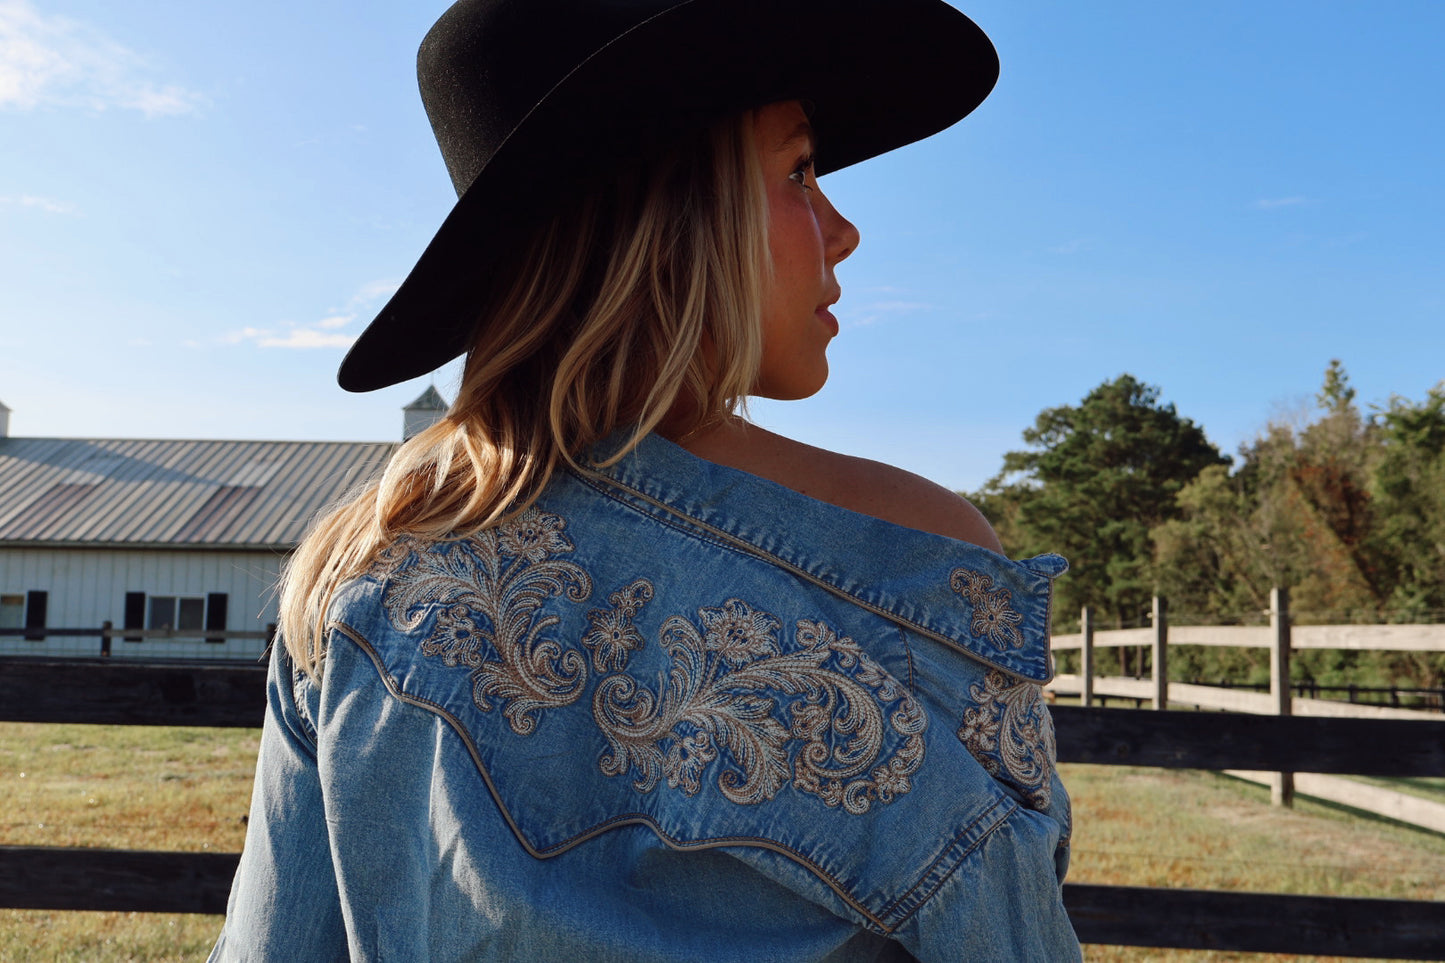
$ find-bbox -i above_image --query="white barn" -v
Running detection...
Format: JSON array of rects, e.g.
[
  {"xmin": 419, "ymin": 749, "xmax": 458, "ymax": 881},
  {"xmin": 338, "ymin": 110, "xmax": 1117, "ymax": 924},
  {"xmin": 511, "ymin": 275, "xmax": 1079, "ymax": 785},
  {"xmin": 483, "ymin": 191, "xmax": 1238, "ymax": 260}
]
[{"xmin": 0, "ymin": 399, "xmax": 438, "ymax": 661}]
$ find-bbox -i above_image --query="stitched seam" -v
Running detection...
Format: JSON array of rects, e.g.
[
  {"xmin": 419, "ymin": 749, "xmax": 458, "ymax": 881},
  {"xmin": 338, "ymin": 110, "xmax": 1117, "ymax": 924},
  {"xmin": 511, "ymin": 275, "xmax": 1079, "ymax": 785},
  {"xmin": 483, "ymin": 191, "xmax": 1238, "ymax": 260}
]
[
  {"xmin": 877, "ymin": 795, "xmax": 1017, "ymax": 928},
  {"xmin": 886, "ymin": 806, "xmax": 1017, "ymax": 931},
  {"xmin": 880, "ymin": 795, "xmax": 1010, "ymax": 914},
  {"xmin": 573, "ymin": 470, "xmax": 754, "ymax": 558},
  {"xmin": 278, "ymin": 646, "xmax": 320, "ymax": 750},
  {"xmin": 574, "ymin": 467, "xmax": 1045, "ymax": 684},
  {"xmin": 329, "ymin": 619, "xmax": 890, "ymax": 931},
  {"xmin": 898, "ymin": 625, "xmax": 916, "ymax": 693},
  {"xmin": 1041, "ymin": 571, "xmax": 1058, "ymax": 683}
]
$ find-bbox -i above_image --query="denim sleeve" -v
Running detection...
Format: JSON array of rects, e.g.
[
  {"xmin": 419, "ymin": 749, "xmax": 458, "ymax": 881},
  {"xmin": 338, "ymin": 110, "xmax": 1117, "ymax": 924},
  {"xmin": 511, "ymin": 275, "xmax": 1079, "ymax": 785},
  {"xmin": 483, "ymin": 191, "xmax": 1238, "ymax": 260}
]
[
  {"xmin": 208, "ymin": 644, "xmax": 348, "ymax": 963},
  {"xmin": 890, "ymin": 805, "xmax": 1081, "ymax": 963}
]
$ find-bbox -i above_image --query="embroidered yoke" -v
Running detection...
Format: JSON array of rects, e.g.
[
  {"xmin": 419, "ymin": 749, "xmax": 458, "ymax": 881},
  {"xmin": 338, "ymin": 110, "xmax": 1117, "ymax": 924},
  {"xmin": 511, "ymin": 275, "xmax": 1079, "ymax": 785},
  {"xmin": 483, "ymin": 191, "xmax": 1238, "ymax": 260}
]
[{"xmin": 211, "ymin": 432, "xmax": 1081, "ymax": 962}]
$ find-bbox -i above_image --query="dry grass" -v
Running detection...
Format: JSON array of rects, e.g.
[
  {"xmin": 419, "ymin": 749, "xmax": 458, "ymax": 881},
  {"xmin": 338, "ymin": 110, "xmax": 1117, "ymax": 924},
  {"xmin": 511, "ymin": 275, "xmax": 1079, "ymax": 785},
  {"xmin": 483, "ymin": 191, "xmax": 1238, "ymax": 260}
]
[
  {"xmin": 0, "ymin": 723, "xmax": 257, "ymax": 852},
  {"xmin": 1062, "ymin": 763, "xmax": 1445, "ymax": 962},
  {"xmin": 2, "ymin": 724, "xmax": 1443, "ymax": 961},
  {"xmin": 0, "ymin": 912, "xmax": 224, "ymax": 963},
  {"xmin": 0, "ymin": 722, "xmax": 256, "ymax": 960}
]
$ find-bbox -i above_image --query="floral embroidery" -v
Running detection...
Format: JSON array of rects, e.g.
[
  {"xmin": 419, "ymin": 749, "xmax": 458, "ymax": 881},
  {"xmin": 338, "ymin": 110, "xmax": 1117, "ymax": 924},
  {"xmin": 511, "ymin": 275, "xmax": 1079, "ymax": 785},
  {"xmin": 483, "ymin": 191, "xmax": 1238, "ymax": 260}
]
[
  {"xmin": 949, "ymin": 568, "xmax": 1025, "ymax": 650},
  {"xmin": 371, "ymin": 508, "xmax": 933, "ymax": 819},
  {"xmin": 699, "ymin": 598, "xmax": 780, "ymax": 667},
  {"xmin": 957, "ymin": 670, "xmax": 1055, "ymax": 809},
  {"xmin": 374, "ymin": 508, "xmax": 593, "ymax": 735},
  {"xmin": 581, "ymin": 579, "xmax": 653, "ymax": 672},
  {"xmin": 497, "ymin": 511, "xmax": 573, "ymax": 563},
  {"xmin": 593, "ymin": 600, "xmax": 926, "ymax": 814}
]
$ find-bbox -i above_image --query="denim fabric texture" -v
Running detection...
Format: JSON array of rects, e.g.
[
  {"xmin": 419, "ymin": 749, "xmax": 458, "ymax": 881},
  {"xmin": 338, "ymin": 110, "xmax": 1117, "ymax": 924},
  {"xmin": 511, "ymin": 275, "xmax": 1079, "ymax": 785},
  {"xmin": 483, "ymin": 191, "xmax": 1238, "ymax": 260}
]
[{"xmin": 210, "ymin": 432, "xmax": 1081, "ymax": 962}]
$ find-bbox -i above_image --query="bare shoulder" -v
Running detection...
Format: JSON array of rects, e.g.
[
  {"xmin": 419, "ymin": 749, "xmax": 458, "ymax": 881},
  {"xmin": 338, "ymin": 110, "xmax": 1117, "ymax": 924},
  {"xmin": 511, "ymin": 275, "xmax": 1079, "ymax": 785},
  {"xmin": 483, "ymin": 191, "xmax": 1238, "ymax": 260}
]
[
  {"xmin": 812, "ymin": 448, "xmax": 1004, "ymax": 553},
  {"xmin": 681, "ymin": 421, "xmax": 1004, "ymax": 552}
]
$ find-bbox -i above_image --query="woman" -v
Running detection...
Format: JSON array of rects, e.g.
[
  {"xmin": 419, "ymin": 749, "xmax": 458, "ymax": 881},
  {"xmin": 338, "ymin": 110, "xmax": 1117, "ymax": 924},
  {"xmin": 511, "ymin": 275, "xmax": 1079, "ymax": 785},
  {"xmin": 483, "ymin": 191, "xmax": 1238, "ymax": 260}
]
[{"xmin": 211, "ymin": 1, "xmax": 1080, "ymax": 960}]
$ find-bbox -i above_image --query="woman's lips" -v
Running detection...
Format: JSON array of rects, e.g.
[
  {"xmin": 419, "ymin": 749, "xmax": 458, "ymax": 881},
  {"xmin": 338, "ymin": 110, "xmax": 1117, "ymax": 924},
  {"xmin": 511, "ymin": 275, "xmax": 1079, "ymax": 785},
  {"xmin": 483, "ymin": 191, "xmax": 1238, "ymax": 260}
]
[{"xmin": 816, "ymin": 306, "xmax": 839, "ymax": 336}]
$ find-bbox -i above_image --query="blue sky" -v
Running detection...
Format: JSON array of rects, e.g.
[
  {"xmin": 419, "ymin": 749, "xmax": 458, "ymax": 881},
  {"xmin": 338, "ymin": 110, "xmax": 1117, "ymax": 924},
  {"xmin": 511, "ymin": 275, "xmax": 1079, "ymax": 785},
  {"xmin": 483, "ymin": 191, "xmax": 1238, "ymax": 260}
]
[{"xmin": 2, "ymin": 0, "xmax": 1441, "ymax": 493}]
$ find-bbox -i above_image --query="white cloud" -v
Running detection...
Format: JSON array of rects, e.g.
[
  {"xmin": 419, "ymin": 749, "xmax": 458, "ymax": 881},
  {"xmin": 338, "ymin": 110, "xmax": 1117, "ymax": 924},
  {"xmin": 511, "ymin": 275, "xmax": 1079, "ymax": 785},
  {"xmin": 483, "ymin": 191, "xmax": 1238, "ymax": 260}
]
[
  {"xmin": 0, "ymin": 193, "xmax": 75, "ymax": 214},
  {"xmin": 351, "ymin": 278, "xmax": 401, "ymax": 304},
  {"xmin": 223, "ymin": 324, "xmax": 356, "ymax": 350},
  {"xmin": 0, "ymin": 0, "xmax": 205, "ymax": 117},
  {"xmin": 1254, "ymin": 196, "xmax": 1313, "ymax": 210},
  {"xmin": 219, "ymin": 326, "xmax": 266, "ymax": 345},
  {"xmin": 258, "ymin": 329, "xmax": 355, "ymax": 349},
  {"xmin": 848, "ymin": 300, "xmax": 932, "ymax": 328},
  {"xmin": 222, "ymin": 280, "xmax": 399, "ymax": 351}
]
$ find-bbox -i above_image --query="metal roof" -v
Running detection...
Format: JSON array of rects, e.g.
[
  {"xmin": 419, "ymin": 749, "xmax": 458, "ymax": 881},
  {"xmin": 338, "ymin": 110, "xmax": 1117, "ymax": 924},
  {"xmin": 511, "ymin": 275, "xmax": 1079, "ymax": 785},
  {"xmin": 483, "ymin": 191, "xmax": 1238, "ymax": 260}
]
[{"xmin": 0, "ymin": 437, "xmax": 396, "ymax": 548}]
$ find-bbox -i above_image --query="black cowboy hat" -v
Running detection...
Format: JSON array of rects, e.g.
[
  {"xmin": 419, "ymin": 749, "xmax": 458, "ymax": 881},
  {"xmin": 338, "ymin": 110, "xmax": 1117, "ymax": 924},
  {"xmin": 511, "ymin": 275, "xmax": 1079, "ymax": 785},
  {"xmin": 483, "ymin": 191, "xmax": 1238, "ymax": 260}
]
[{"xmin": 338, "ymin": 0, "xmax": 999, "ymax": 392}]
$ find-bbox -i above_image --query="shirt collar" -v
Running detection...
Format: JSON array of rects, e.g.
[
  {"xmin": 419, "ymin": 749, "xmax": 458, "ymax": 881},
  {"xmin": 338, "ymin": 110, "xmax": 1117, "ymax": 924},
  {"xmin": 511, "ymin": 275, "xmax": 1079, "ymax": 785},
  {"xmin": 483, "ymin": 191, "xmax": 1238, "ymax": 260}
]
[{"xmin": 579, "ymin": 431, "xmax": 1067, "ymax": 682}]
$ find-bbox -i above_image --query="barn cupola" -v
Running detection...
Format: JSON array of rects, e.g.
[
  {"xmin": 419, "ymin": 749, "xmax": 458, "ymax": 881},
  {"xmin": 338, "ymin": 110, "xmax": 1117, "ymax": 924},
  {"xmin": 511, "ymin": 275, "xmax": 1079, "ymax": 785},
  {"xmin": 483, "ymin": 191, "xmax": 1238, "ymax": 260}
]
[
  {"xmin": 0, "ymin": 399, "xmax": 10, "ymax": 438},
  {"xmin": 403, "ymin": 386, "xmax": 447, "ymax": 441}
]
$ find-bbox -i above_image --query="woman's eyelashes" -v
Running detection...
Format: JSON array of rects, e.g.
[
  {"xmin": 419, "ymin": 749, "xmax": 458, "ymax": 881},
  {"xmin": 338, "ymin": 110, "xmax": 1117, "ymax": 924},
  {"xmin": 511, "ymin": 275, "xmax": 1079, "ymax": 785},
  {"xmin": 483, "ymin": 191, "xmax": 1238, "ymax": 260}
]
[{"xmin": 789, "ymin": 155, "xmax": 815, "ymax": 191}]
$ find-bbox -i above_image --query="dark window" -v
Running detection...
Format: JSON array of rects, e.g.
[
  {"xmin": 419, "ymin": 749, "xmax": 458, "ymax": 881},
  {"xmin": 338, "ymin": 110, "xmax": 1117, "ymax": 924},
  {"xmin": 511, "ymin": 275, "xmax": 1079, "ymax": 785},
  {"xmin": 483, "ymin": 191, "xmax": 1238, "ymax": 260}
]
[
  {"xmin": 24, "ymin": 590, "xmax": 48, "ymax": 641},
  {"xmin": 124, "ymin": 592, "xmax": 146, "ymax": 643},
  {"xmin": 147, "ymin": 596, "xmax": 177, "ymax": 631},
  {"xmin": 206, "ymin": 593, "xmax": 229, "ymax": 644},
  {"xmin": 177, "ymin": 597, "xmax": 205, "ymax": 632}
]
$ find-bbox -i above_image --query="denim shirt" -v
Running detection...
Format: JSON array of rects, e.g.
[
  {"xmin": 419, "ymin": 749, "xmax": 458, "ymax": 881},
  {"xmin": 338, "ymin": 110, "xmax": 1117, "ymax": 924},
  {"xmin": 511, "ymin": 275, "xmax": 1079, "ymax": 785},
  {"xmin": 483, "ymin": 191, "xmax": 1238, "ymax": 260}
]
[{"xmin": 210, "ymin": 432, "xmax": 1080, "ymax": 962}]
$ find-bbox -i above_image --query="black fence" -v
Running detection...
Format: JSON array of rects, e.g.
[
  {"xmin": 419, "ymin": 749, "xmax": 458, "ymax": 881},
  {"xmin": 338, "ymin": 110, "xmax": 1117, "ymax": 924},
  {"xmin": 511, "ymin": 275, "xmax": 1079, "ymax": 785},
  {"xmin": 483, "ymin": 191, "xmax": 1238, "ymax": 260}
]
[{"xmin": 3, "ymin": 657, "xmax": 1444, "ymax": 959}]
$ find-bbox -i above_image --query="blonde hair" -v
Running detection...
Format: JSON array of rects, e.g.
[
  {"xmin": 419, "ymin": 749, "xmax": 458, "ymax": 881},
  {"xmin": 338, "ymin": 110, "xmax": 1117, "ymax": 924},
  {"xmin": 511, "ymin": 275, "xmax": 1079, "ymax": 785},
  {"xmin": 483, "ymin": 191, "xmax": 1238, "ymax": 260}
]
[{"xmin": 281, "ymin": 111, "xmax": 769, "ymax": 676}]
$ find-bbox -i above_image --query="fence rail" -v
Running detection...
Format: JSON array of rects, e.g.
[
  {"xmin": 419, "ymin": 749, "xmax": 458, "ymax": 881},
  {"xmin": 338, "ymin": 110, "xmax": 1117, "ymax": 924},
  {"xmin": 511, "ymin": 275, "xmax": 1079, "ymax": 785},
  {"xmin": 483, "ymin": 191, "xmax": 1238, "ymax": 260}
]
[
  {"xmin": 4, "ymin": 656, "xmax": 1444, "ymax": 959},
  {"xmin": 0, "ymin": 623, "xmax": 274, "ymax": 659},
  {"xmin": 1046, "ymin": 591, "xmax": 1445, "ymax": 836},
  {"xmin": 1052, "ymin": 623, "xmax": 1445, "ymax": 652}
]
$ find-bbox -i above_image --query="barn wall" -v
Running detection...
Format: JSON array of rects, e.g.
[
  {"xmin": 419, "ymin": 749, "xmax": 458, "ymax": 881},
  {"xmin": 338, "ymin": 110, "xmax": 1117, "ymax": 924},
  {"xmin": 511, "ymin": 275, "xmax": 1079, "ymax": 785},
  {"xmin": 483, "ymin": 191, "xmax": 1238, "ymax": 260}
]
[{"xmin": 0, "ymin": 546, "xmax": 285, "ymax": 661}]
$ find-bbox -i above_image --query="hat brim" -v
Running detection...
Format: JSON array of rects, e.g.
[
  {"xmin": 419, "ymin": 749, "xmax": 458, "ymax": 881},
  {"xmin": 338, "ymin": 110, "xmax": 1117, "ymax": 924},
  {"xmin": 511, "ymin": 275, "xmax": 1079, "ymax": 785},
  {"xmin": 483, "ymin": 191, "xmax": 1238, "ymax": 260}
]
[{"xmin": 338, "ymin": 0, "xmax": 998, "ymax": 392}]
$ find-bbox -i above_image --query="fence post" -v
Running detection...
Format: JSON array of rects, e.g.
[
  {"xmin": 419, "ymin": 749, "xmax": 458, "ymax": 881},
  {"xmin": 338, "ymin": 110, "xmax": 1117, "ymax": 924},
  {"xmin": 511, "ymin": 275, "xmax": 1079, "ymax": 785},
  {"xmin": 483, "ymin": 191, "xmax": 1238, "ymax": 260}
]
[
  {"xmin": 100, "ymin": 621, "xmax": 112, "ymax": 658},
  {"xmin": 1152, "ymin": 596, "xmax": 1169, "ymax": 710},
  {"xmin": 1270, "ymin": 587, "xmax": 1294, "ymax": 808},
  {"xmin": 1080, "ymin": 606, "xmax": 1094, "ymax": 708}
]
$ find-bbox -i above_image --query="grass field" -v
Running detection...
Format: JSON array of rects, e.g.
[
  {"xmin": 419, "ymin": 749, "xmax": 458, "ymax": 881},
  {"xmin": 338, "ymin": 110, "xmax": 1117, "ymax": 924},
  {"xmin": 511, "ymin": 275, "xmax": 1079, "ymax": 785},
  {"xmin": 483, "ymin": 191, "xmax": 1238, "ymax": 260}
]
[
  {"xmin": 0, "ymin": 723, "xmax": 256, "ymax": 963},
  {"xmin": 2, "ymin": 721, "xmax": 1442, "ymax": 962}
]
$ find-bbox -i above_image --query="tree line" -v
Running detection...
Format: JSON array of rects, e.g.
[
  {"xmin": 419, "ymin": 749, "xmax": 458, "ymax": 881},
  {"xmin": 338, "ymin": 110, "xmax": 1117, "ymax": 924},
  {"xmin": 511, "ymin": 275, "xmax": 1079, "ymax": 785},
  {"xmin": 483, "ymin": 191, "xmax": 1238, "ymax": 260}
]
[{"xmin": 969, "ymin": 363, "xmax": 1445, "ymax": 689}]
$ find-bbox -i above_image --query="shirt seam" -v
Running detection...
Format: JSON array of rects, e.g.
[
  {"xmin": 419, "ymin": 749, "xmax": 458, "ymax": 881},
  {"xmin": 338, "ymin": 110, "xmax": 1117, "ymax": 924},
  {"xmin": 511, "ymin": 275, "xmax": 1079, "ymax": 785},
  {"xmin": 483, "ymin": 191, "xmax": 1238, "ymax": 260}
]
[
  {"xmin": 573, "ymin": 466, "xmax": 1050, "ymax": 685},
  {"xmin": 897, "ymin": 624, "xmax": 917, "ymax": 693},
  {"xmin": 278, "ymin": 644, "xmax": 321, "ymax": 751},
  {"xmin": 877, "ymin": 795, "xmax": 1019, "ymax": 929}
]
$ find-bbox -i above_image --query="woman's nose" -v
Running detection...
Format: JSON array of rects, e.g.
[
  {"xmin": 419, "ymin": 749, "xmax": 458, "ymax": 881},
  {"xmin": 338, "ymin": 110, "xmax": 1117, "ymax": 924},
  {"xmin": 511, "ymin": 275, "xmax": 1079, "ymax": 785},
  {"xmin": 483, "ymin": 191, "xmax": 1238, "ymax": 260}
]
[{"xmin": 821, "ymin": 191, "xmax": 860, "ymax": 264}]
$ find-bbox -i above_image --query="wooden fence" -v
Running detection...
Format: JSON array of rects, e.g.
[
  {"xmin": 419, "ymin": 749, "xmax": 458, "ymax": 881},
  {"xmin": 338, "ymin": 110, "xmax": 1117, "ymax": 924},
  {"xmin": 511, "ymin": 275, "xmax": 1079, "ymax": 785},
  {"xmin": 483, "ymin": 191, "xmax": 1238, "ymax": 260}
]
[
  {"xmin": 1047, "ymin": 590, "xmax": 1445, "ymax": 832},
  {"xmin": 3, "ymin": 654, "xmax": 1444, "ymax": 959},
  {"xmin": 0, "ymin": 622, "xmax": 274, "ymax": 660}
]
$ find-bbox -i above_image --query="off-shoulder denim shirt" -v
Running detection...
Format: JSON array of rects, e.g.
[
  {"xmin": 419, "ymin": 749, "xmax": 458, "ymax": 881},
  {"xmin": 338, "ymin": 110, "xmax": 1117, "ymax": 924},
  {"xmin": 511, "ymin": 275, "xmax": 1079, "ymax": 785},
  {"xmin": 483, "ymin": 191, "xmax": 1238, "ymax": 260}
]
[{"xmin": 210, "ymin": 432, "xmax": 1081, "ymax": 962}]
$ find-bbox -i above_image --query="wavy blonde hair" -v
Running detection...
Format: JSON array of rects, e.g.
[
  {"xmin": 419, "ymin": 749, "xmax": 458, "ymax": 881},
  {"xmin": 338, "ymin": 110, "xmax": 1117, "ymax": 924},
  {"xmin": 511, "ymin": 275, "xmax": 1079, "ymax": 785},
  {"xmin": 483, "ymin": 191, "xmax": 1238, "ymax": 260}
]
[{"xmin": 281, "ymin": 111, "xmax": 768, "ymax": 676}]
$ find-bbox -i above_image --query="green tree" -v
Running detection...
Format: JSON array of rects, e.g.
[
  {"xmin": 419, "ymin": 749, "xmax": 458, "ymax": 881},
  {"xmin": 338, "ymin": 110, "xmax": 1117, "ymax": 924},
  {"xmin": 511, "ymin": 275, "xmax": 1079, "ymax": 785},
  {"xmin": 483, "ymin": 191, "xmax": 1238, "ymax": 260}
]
[
  {"xmin": 1367, "ymin": 384, "xmax": 1445, "ymax": 688},
  {"xmin": 974, "ymin": 363, "xmax": 1445, "ymax": 690},
  {"xmin": 1155, "ymin": 361, "xmax": 1383, "ymax": 626},
  {"xmin": 1369, "ymin": 383, "xmax": 1445, "ymax": 620},
  {"xmin": 1317, "ymin": 357, "xmax": 1357, "ymax": 412},
  {"xmin": 972, "ymin": 375, "xmax": 1228, "ymax": 628},
  {"xmin": 1150, "ymin": 363, "xmax": 1445, "ymax": 689}
]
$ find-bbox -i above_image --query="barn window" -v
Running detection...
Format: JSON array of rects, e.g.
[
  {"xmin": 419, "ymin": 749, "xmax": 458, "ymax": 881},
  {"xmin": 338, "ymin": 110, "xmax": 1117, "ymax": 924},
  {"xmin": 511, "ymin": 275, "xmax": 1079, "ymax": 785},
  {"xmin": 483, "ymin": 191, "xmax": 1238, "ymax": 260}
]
[
  {"xmin": 1, "ymin": 594, "xmax": 23, "ymax": 630},
  {"xmin": 146, "ymin": 596, "xmax": 207, "ymax": 633},
  {"xmin": 146, "ymin": 596, "xmax": 175, "ymax": 630},
  {"xmin": 130, "ymin": 592, "xmax": 228, "ymax": 642}
]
